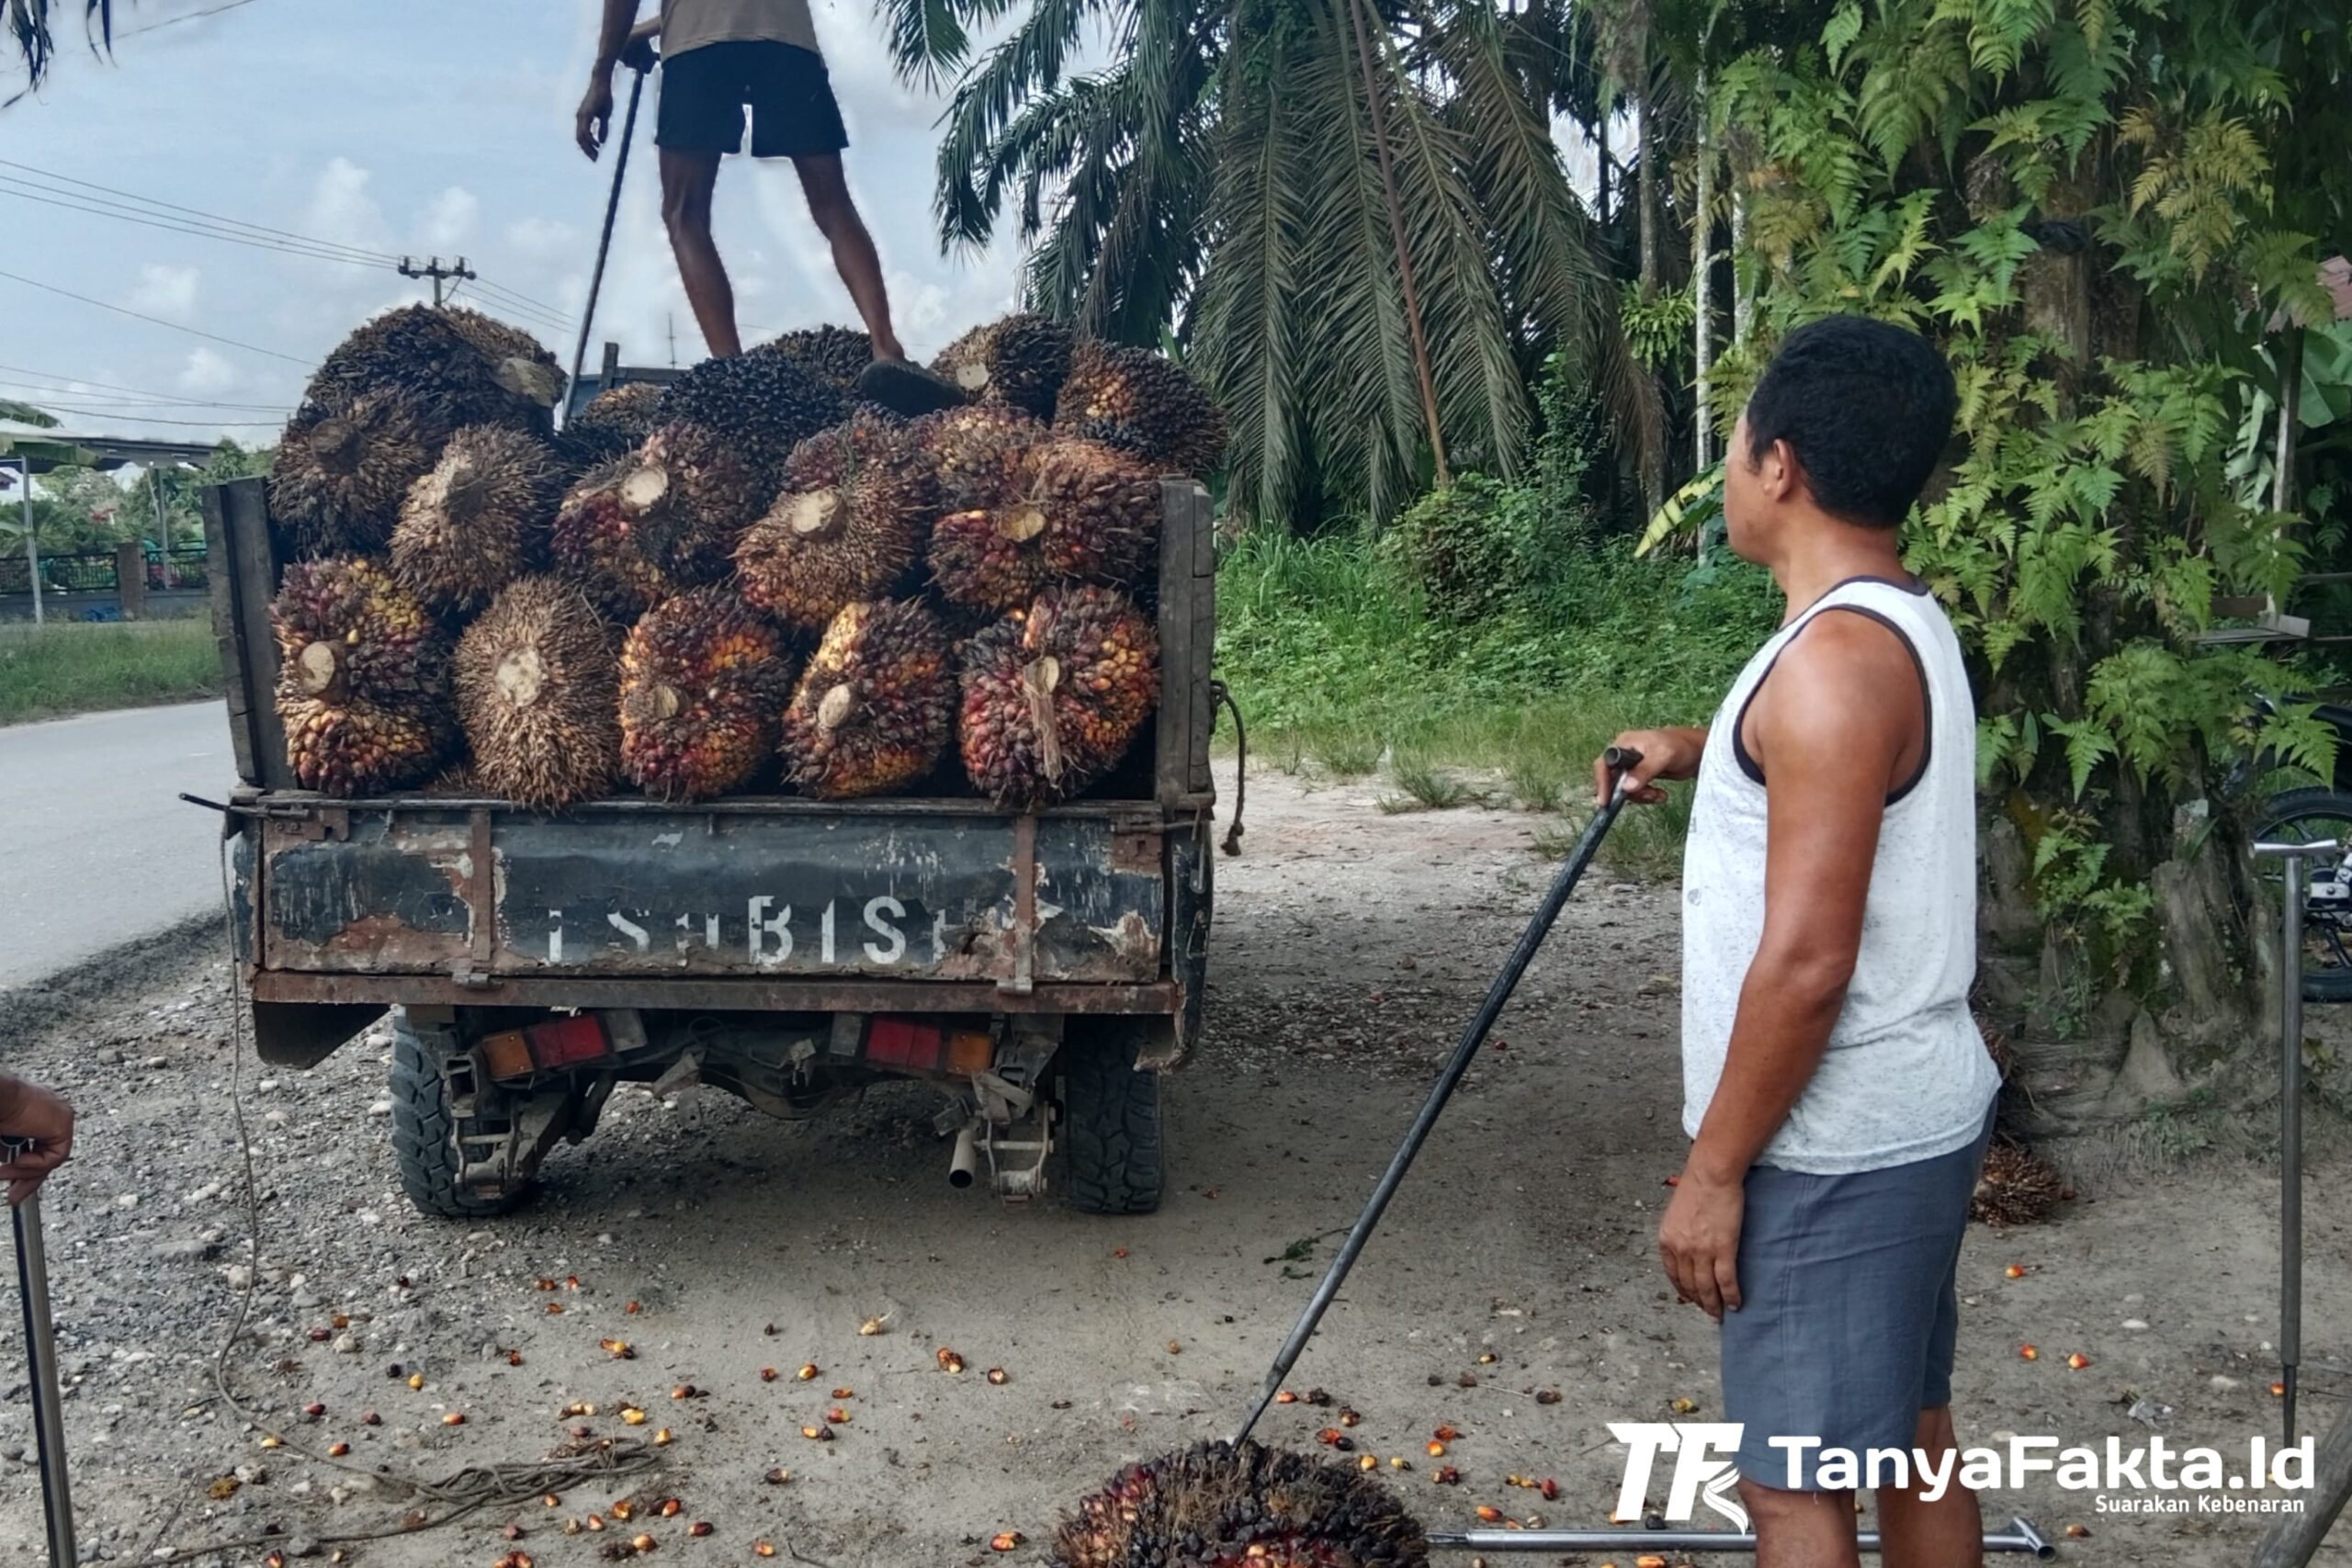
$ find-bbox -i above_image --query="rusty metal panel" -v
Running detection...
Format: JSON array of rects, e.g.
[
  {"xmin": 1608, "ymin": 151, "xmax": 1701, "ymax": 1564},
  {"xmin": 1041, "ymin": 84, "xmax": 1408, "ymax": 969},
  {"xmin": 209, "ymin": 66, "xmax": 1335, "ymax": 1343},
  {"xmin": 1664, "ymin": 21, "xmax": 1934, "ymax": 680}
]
[
  {"xmin": 254, "ymin": 804, "xmax": 1164, "ymax": 985},
  {"xmin": 249, "ymin": 970, "xmax": 1180, "ymax": 1014}
]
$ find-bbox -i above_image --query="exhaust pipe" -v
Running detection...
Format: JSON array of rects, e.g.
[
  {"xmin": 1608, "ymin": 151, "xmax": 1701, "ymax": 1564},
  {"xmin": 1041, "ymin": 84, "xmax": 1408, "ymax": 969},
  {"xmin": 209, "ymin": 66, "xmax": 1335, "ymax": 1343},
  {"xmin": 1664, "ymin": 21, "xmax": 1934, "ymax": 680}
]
[{"xmin": 948, "ymin": 1120, "xmax": 979, "ymax": 1189}]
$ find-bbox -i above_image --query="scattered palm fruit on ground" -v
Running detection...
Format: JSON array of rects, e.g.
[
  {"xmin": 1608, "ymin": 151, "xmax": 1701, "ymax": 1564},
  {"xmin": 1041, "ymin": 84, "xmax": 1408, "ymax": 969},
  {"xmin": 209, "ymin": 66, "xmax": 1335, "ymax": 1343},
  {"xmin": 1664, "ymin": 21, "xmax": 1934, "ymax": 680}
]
[
  {"xmin": 653, "ymin": 343, "xmax": 846, "ymax": 479},
  {"xmin": 619, "ymin": 588, "xmax": 796, "ymax": 800},
  {"xmin": 271, "ymin": 390, "xmax": 442, "ymax": 557},
  {"xmin": 620, "ymin": 421, "xmax": 768, "ymax": 584},
  {"xmin": 1054, "ymin": 340, "xmax": 1227, "ymax": 477},
  {"xmin": 455, "ymin": 576, "xmax": 620, "ymax": 810},
  {"xmin": 1050, "ymin": 1439, "xmax": 1429, "ymax": 1568},
  {"xmin": 560, "ymin": 380, "xmax": 666, "ymax": 468},
  {"xmin": 932, "ymin": 312, "xmax": 1074, "ymax": 419},
  {"xmin": 551, "ymin": 457, "xmax": 686, "ymax": 622},
  {"xmin": 271, "ymin": 556, "xmax": 456, "ymax": 795},
  {"xmin": 910, "ymin": 403, "xmax": 1048, "ymax": 512},
  {"xmin": 391, "ymin": 425, "xmax": 566, "ymax": 615},
  {"xmin": 780, "ymin": 599, "xmax": 955, "ymax": 799},
  {"xmin": 734, "ymin": 413, "xmax": 937, "ymax": 631},
  {"xmin": 768, "ymin": 324, "xmax": 876, "ymax": 397},
  {"xmin": 960, "ymin": 585, "xmax": 1159, "ymax": 807},
  {"xmin": 1972, "ymin": 1142, "xmax": 2064, "ymax": 1226}
]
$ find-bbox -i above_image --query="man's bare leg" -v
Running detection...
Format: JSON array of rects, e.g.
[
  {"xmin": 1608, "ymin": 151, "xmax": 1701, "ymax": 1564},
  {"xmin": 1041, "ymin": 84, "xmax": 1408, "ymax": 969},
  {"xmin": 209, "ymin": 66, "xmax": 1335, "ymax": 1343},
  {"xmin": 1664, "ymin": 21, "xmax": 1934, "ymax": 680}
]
[
  {"xmin": 794, "ymin": 152, "xmax": 904, "ymax": 362},
  {"xmin": 1876, "ymin": 1406, "xmax": 1982, "ymax": 1567},
  {"xmin": 1741, "ymin": 1478, "xmax": 1860, "ymax": 1568},
  {"xmin": 661, "ymin": 147, "xmax": 741, "ymax": 358}
]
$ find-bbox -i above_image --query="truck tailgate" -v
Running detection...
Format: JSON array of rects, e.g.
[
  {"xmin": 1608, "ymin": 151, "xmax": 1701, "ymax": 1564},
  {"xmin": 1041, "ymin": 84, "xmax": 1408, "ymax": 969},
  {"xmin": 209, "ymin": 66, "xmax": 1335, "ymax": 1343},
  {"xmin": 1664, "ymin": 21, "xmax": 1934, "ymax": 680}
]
[{"xmin": 250, "ymin": 798, "xmax": 1166, "ymax": 986}]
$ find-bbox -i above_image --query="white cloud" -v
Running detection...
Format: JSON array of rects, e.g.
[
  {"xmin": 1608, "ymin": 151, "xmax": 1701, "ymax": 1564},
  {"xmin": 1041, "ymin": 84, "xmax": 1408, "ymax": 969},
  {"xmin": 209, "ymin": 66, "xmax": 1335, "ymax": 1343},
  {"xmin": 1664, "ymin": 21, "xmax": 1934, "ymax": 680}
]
[
  {"xmin": 422, "ymin": 186, "xmax": 480, "ymax": 252},
  {"xmin": 126, "ymin": 264, "xmax": 200, "ymax": 321},
  {"xmin": 177, "ymin": 348, "xmax": 238, "ymax": 397},
  {"xmin": 306, "ymin": 157, "xmax": 393, "ymax": 255}
]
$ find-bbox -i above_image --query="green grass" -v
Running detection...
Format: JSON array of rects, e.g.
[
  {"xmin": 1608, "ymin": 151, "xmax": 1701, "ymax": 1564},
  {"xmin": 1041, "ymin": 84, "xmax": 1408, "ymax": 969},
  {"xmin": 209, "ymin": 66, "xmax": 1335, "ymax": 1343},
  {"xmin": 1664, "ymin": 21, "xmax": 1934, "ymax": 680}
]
[
  {"xmin": 1213, "ymin": 525, "xmax": 1779, "ymax": 875},
  {"xmin": 0, "ymin": 616, "xmax": 221, "ymax": 725}
]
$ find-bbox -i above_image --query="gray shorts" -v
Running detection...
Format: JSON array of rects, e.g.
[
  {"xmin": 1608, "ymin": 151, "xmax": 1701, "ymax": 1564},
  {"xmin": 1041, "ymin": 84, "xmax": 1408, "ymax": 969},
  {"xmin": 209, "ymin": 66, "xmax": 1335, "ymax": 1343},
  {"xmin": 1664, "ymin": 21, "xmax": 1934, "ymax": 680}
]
[{"xmin": 1721, "ymin": 1108, "xmax": 1996, "ymax": 1493}]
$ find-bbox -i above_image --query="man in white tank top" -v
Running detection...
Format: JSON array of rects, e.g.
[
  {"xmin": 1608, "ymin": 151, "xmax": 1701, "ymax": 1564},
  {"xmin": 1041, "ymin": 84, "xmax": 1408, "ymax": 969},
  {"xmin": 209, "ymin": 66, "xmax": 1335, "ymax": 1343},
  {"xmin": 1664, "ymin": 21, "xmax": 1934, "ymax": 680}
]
[{"xmin": 1600, "ymin": 316, "xmax": 1999, "ymax": 1566}]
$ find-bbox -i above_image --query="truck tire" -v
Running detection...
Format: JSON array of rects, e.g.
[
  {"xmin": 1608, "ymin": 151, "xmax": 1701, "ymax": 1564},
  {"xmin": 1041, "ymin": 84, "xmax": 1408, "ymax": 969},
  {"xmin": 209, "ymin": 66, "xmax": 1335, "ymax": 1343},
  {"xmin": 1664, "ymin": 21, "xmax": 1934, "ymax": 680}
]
[
  {"xmin": 389, "ymin": 1012, "xmax": 536, "ymax": 1219},
  {"xmin": 1057, "ymin": 1024, "xmax": 1166, "ymax": 1215}
]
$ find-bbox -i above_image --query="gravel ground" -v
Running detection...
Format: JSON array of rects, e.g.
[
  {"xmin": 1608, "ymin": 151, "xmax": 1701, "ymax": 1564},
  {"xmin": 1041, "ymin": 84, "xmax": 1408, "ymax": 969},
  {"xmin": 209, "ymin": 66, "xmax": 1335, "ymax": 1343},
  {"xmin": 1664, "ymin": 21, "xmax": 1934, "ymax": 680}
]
[{"xmin": 0, "ymin": 764, "xmax": 2344, "ymax": 1566}]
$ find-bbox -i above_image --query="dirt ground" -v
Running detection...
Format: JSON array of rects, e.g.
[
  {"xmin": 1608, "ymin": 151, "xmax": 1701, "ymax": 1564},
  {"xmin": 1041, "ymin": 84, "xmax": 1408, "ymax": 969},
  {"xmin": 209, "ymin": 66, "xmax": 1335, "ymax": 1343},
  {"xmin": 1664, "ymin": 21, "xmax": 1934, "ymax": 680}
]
[{"xmin": 0, "ymin": 762, "xmax": 2344, "ymax": 1566}]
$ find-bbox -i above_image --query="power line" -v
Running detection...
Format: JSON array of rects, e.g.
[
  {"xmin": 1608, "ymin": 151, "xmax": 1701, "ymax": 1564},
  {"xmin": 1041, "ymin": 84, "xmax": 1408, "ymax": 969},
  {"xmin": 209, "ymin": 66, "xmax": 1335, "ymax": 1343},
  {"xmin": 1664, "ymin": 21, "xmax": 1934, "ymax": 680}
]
[
  {"xmin": 0, "ymin": 180, "xmax": 399, "ymax": 272},
  {"xmin": 116, "ymin": 0, "xmax": 265, "ymax": 39},
  {"xmin": 12, "ymin": 403, "xmax": 284, "ymax": 427},
  {"xmin": 0, "ymin": 382, "xmax": 292, "ymax": 414},
  {"xmin": 0, "ymin": 362, "xmax": 292, "ymax": 409},
  {"xmin": 0, "ymin": 267, "xmax": 308, "ymax": 364},
  {"xmin": 0, "ymin": 158, "xmax": 399, "ymax": 264},
  {"xmin": 467, "ymin": 277, "xmax": 577, "ymax": 328}
]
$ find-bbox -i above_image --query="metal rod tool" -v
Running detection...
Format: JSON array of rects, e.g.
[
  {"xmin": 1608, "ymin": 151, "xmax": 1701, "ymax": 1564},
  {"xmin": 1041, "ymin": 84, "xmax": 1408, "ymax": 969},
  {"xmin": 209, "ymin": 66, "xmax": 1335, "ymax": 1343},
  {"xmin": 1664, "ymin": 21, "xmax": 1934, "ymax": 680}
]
[
  {"xmin": 1231, "ymin": 747, "xmax": 1644, "ymax": 1448},
  {"xmin": 2253, "ymin": 836, "xmax": 2335, "ymax": 1444},
  {"xmin": 566, "ymin": 57, "xmax": 650, "ymax": 421},
  {"xmin": 6, "ymin": 1135, "xmax": 76, "ymax": 1568}
]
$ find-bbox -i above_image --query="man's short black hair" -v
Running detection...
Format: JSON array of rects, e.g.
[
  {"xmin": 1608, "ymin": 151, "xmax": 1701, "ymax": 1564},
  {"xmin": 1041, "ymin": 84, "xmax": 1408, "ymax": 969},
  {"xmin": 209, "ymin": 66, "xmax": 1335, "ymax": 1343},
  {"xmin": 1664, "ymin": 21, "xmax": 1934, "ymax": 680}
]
[{"xmin": 1743, "ymin": 315, "xmax": 1957, "ymax": 530}]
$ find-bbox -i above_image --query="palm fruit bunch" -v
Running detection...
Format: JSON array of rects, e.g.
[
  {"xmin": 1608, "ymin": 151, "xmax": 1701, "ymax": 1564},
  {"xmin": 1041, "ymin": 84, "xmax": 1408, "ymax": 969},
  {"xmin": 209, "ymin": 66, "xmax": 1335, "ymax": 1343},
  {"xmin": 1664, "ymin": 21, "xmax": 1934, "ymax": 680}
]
[
  {"xmin": 390, "ymin": 425, "xmax": 566, "ymax": 615},
  {"xmin": 768, "ymin": 325, "xmax": 875, "ymax": 397},
  {"xmin": 617, "ymin": 420, "xmax": 768, "ymax": 583},
  {"xmin": 269, "ymin": 390, "xmax": 440, "ymax": 556},
  {"xmin": 734, "ymin": 412, "xmax": 938, "ymax": 633},
  {"xmin": 550, "ymin": 457, "xmax": 686, "ymax": 621},
  {"xmin": 270, "ymin": 557, "xmax": 455, "ymax": 795},
  {"xmin": 930, "ymin": 437, "xmax": 1159, "ymax": 615},
  {"xmin": 932, "ymin": 312, "xmax": 1074, "ymax": 420},
  {"xmin": 780, "ymin": 599, "xmax": 955, "ymax": 799},
  {"xmin": 1971, "ymin": 1142, "xmax": 2064, "ymax": 1226},
  {"xmin": 654, "ymin": 343, "xmax": 847, "ymax": 480},
  {"xmin": 1055, "ymin": 341, "xmax": 1227, "ymax": 477},
  {"xmin": 910, "ymin": 403, "xmax": 1046, "ymax": 512},
  {"xmin": 559, "ymin": 380, "xmax": 665, "ymax": 468},
  {"xmin": 303, "ymin": 304, "xmax": 564, "ymax": 434},
  {"xmin": 959, "ymin": 584, "xmax": 1159, "ymax": 807},
  {"xmin": 1050, "ymin": 1440, "xmax": 1429, "ymax": 1568},
  {"xmin": 618, "ymin": 588, "xmax": 797, "ymax": 800},
  {"xmin": 454, "ymin": 575, "xmax": 621, "ymax": 810}
]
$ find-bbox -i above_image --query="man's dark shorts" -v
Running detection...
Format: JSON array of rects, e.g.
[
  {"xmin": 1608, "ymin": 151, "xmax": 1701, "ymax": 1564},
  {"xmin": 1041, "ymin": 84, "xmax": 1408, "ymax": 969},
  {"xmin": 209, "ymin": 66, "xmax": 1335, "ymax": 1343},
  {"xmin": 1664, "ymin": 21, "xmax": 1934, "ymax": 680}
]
[
  {"xmin": 1720, "ymin": 1106, "xmax": 1996, "ymax": 1493},
  {"xmin": 657, "ymin": 40, "xmax": 849, "ymax": 159}
]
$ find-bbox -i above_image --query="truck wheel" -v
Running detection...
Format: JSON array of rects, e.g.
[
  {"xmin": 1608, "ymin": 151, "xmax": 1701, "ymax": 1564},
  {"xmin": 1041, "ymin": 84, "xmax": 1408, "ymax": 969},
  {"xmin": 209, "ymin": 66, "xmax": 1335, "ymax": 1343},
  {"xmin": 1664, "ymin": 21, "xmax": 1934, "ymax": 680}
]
[
  {"xmin": 389, "ymin": 1011, "xmax": 537, "ymax": 1219},
  {"xmin": 1057, "ymin": 1024, "xmax": 1166, "ymax": 1215}
]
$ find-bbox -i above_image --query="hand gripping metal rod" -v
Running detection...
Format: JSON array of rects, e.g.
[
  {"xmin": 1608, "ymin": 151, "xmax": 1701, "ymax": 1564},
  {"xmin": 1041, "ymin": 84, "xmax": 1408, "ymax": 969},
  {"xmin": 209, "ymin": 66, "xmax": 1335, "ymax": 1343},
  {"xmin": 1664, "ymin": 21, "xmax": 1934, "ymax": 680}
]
[
  {"xmin": 1231, "ymin": 748, "xmax": 1643, "ymax": 1448},
  {"xmin": 1426, "ymin": 1516, "xmax": 2052, "ymax": 1558},
  {"xmin": 6, "ymin": 1137, "xmax": 76, "ymax": 1568}
]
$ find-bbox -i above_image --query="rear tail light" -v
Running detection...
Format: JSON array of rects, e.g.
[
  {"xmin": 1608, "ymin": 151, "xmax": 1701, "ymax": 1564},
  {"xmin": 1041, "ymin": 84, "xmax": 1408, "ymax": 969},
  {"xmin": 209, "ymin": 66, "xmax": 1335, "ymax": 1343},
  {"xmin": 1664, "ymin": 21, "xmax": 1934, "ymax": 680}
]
[
  {"xmin": 858, "ymin": 1017, "xmax": 996, "ymax": 1077},
  {"xmin": 481, "ymin": 1015, "xmax": 616, "ymax": 1079}
]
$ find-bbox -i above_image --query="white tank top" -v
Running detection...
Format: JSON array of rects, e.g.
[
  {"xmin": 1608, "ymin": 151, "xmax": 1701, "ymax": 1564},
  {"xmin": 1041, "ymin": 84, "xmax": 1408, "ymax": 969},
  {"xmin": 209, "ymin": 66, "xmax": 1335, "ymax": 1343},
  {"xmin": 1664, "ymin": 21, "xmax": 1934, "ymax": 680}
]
[{"xmin": 1679, "ymin": 575, "xmax": 1999, "ymax": 1174}]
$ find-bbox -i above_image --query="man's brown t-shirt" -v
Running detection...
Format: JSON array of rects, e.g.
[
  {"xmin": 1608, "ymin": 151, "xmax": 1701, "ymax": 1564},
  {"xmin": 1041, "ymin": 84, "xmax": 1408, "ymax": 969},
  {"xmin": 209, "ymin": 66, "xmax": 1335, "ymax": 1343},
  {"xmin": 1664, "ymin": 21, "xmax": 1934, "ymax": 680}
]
[{"xmin": 660, "ymin": 0, "xmax": 820, "ymax": 60}]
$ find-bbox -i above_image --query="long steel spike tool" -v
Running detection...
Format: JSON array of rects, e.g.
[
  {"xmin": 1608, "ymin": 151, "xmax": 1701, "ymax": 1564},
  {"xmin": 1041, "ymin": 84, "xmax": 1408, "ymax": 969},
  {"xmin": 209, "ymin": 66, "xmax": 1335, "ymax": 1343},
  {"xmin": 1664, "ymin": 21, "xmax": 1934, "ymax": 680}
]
[
  {"xmin": 6, "ymin": 1135, "xmax": 76, "ymax": 1568},
  {"xmin": 1226, "ymin": 750, "xmax": 2051, "ymax": 1556},
  {"xmin": 1231, "ymin": 746, "xmax": 1645, "ymax": 1448}
]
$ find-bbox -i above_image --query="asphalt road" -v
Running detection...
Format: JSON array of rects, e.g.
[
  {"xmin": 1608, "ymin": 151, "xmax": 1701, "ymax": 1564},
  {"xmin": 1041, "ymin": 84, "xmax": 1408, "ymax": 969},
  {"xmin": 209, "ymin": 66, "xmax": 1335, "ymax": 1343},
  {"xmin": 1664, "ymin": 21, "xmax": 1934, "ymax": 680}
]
[{"xmin": 0, "ymin": 700, "xmax": 232, "ymax": 990}]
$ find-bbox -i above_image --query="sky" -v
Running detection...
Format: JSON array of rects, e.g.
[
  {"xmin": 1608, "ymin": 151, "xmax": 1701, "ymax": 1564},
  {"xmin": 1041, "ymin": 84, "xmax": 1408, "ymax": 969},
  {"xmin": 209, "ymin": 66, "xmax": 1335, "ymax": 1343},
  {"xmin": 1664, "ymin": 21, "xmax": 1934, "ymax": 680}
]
[{"xmin": 0, "ymin": 0, "xmax": 1032, "ymax": 449}]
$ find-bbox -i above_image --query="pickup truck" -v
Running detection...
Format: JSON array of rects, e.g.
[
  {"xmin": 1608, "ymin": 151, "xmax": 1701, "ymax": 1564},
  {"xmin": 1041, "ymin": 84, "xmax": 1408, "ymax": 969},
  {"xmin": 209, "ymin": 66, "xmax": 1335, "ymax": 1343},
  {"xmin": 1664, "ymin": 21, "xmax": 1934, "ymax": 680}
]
[{"xmin": 196, "ymin": 452, "xmax": 1218, "ymax": 1221}]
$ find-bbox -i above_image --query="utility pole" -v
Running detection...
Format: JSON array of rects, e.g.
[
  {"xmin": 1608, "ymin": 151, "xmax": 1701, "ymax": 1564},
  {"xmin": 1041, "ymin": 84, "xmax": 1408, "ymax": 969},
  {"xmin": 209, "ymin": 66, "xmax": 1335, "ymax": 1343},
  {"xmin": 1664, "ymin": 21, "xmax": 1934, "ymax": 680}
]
[
  {"xmin": 399, "ymin": 254, "xmax": 476, "ymax": 307},
  {"xmin": 666, "ymin": 313, "xmax": 678, "ymax": 368},
  {"xmin": 151, "ymin": 465, "xmax": 173, "ymax": 588},
  {"xmin": 16, "ymin": 457, "xmax": 40, "ymax": 626}
]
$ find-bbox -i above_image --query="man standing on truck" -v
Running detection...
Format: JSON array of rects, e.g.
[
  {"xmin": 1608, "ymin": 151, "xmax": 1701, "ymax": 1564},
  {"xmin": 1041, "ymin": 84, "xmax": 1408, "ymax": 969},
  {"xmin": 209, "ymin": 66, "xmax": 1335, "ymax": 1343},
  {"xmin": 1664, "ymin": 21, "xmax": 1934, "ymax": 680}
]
[
  {"xmin": 1599, "ymin": 315, "xmax": 2000, "ymax": 1568},
  {"xmin": 574, "ymin": 0, "xmax": 956, "ymax": 410}
]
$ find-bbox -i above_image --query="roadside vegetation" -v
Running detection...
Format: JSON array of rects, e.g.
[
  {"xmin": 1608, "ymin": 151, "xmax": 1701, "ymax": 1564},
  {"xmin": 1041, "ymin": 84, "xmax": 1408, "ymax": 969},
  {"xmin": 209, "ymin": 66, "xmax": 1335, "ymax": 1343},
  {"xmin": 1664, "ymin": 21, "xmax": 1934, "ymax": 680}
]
[
  {"xmin": 1214, "ymin": 371, "xmax": 1779, "ymax": 874},
  {"xmin": 0, "ymin": 616, "xmax": 219, "ymax": 725}
]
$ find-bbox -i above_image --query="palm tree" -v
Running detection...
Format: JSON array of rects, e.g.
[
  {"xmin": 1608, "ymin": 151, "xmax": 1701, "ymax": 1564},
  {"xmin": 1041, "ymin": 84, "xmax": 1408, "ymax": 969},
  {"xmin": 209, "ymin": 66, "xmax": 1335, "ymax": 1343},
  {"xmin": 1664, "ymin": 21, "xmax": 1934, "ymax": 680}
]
[
  {"xmin": 888, "ymin": 0, "xmax": 1657, "ymax": 525},
  {"xmin": 7, "ymin": 1, "xmax": 111, "ymax": 94}
]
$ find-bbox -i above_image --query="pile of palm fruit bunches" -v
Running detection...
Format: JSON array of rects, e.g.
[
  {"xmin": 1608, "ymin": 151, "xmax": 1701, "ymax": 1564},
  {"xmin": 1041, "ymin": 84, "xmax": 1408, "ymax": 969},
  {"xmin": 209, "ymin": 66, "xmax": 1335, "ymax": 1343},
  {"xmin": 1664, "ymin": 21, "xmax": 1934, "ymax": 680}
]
[{"xmin": 264, "ymin": 307, "xmax": 1225, "ymax": 810}]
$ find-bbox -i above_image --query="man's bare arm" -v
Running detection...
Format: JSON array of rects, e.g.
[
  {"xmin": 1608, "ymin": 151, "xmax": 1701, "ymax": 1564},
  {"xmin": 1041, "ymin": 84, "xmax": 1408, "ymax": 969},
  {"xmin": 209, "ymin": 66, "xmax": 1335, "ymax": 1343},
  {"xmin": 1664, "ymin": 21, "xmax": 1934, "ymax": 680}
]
[
  {"xmin": 594, "ymin": 0, "xmax": 645, "ymax": 69},
  {"xmin": 1660, "ymin": 613, "xmax": 1921, "ymax": 1315}
]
